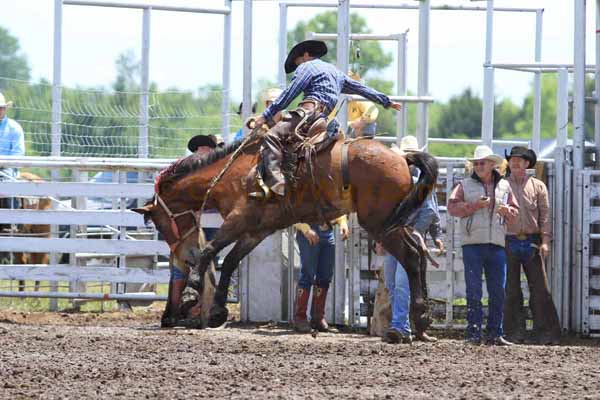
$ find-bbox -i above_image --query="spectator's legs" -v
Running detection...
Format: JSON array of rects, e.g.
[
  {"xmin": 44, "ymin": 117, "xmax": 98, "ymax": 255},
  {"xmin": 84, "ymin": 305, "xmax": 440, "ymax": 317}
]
[
  {"xmin": 483, "ymin": 244, "xmax": 507, "ymax": 339},
  {"xmin": 295, "ymin": 230, "xmax": 319, "ymax": 332},
  {"xmin": 503, "ymin": 237, "xmax": 527, "ymax": 342},
  {"xmin": 383, "ymin": 254, "xmax": 411, "ymax": 336},
  {"xmin": 522, "ymin": 244, "xmax": 561, "ymax": 344},
  {"xmin": 311, "ymin": 229, "xmax": 335, "ymax": 331},
  {"xmin": 462, "ymin": 244, "xmax": 485, "ymax": 341}
]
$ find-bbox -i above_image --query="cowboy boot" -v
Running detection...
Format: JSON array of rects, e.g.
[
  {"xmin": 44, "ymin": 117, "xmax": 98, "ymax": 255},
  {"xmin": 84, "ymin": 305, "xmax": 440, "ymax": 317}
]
[
  {"xmin": 260, "ymin": 134, "xmax": 286, "ymax": 196},
  {"xmin": 294, "ymin": 287, "xmax": 312, "ymax": 333},
  {"xmin": 310, "ymin": 285, "xmax": 329, "ymax": 332}
]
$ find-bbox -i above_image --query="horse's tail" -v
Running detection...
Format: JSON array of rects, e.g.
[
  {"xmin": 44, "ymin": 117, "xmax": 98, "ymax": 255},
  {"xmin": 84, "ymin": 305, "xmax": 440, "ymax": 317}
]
[{"xmin": 383, "ymin": 151, "xmax": 439, "ymax": 234}]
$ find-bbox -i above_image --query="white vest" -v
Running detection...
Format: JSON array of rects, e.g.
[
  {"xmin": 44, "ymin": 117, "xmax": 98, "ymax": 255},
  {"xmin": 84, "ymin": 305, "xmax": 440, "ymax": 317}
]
[{"xmin": 459, "ymin": 176, "xmax": 511, "ymax": 247}]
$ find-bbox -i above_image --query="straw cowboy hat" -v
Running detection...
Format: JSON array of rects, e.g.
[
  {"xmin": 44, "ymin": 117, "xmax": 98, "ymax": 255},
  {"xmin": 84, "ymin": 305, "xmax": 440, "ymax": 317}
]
[
  {"xmin": 505, "ymin": 146, "xmax": 537, "ymax": 168},
  {"xmin": 261, "ymin": 88, "xmax": 283, "ymax": 104},
  {"xmin": 468, "ymin": 145, "xmax": 503, "ymax": 166},
  {"xmin": 0, "ymin": 93, "xmax": 13, "ymax": 108},
  {"xmin": 285, "ymin": 40, "xmax": 328, "ymax": 74},
  {"xmin": 399, "ymin": 135, "xmax": 424, "ymax": 152},
  {"xmin": 347, "ymin": 71, "xmax": 361, "ymax": 81}
]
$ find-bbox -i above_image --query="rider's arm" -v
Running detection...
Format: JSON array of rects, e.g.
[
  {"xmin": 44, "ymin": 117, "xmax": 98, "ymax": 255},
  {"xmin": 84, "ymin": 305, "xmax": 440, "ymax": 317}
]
[
  {"xmin": 341, "ymin": 76, "xmax": 392, "ymax": 109},
  {"xmin": 262, "ymin": 63, "xmax": 312, "ymax": 122}
]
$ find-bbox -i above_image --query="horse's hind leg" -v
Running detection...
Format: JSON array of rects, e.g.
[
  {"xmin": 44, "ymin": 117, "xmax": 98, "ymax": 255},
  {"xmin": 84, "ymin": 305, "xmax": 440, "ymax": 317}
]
[
  {"xmin": 380, "ymin": 228, "xmax": 431, "ymax": 335},
  {"xmin": 208, "ymin": 230, "xmax": 274, "ymax": 328}
]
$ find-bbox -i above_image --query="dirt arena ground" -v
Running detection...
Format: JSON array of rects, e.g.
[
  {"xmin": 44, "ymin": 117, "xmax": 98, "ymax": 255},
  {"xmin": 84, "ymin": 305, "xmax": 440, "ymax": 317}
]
[{"xmin": 1, "ymin": 309, "xmax": 600, "ymax": 400}]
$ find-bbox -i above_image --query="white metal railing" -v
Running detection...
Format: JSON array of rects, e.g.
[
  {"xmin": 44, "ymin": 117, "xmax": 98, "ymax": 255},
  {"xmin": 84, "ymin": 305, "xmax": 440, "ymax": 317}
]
[{"xmin": 0, "ymin": 158, "xmax": 221, "ymax": 304}]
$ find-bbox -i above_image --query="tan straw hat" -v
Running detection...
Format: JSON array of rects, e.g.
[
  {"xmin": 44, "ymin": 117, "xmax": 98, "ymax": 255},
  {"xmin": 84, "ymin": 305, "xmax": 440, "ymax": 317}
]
[
  {"xmin": 261, "ymin": 88, "xmax": 283, "ymax": 104},
  {"xmin": 399, "ymin": 135, "xmax": 423, "ymax": 152},
  {"xmin": 468, "ymin": 145, "xmax": 503, "ymax": 166},
  {"xmin": 0, "ymin": 93, "xmax": 13, "ymax": 108}
]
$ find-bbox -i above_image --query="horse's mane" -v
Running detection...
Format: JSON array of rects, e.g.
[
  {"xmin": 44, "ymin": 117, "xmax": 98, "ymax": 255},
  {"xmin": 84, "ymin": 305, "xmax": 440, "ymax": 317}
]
[{"xmin": 156, "ymin": 139, "xmax": 247, "ymax": 192}]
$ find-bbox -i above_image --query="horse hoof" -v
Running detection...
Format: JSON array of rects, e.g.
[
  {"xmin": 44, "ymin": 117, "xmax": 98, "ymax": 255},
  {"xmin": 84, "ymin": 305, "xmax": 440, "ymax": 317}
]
[
  {"xmin": 160, "ymin": 316, "xmax": 178, "ymax": 328},
  {"xmin": 180, "ymin": 287, "xmax": 199, "ymax": 317},
  {"xmin": 208, "ymin": 305, "xmax": 229, "ymax": 328},
  {"xmin": 177, "ymin": 318, "xmax": 206, "ymax": 329}
]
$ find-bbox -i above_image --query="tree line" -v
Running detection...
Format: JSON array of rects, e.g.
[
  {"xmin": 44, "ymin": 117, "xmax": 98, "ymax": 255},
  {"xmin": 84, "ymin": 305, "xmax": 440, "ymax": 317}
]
[{"xmin": 0, "ymin": 13, "xmax": 595, "ymax": 159}]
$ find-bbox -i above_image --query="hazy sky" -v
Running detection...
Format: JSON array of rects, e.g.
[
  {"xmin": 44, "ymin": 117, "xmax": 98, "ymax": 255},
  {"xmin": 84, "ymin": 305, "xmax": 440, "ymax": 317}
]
[{"xmin": 1, "ymin": 0, "xmax": 597, "ymax": 104}]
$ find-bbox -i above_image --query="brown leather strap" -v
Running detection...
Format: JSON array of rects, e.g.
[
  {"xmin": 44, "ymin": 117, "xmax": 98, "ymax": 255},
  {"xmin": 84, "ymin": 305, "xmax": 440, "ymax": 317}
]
[{"xmin": 342, "ymin": 142, "xmax": 351, "ymax": 191}]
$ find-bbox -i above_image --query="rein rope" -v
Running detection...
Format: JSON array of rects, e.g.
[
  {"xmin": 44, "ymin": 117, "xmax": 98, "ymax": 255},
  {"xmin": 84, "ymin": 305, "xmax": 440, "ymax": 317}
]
[{"xmin": 198, "ymin": 126, "xmax": 262, "ymax": 216}]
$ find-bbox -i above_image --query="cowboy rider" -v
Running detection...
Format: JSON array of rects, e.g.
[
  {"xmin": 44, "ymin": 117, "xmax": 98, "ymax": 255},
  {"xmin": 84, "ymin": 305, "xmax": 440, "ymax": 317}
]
[{"xmin": 253, "ymin": 40, "xmax": 403, "ymax": 197}]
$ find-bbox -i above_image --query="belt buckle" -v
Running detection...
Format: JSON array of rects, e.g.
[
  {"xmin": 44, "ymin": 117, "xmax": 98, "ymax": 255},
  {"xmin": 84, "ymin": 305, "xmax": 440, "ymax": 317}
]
[{"xmin": 516, "ymin": 233, "xmax": 528, "ymax": 240}]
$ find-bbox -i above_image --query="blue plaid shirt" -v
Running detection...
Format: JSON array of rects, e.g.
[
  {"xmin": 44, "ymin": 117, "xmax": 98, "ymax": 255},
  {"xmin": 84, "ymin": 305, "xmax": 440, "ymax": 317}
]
[
  {"xmin": 262, "ymin": 59, "xmax": 392, "ymax": 121},
  {"xmin": 0, "ymin": 116, "xmax": 25, "ymax": 179}
]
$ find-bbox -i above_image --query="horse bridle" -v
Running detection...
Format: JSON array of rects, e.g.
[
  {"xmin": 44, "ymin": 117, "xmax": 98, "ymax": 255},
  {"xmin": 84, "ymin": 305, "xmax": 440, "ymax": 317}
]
[{"xmin": 154, "ymin": 194, "xmax": 199, "ymax": 252}]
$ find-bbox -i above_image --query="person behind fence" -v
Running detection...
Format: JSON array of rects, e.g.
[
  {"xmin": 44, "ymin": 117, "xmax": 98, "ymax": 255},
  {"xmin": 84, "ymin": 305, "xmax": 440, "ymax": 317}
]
[
  {"xmin": 347, "ymin": 71, "xmax": 379, "ymax": 138},
  {"xmin": 377, "ymin": 136, "xmax": 444, "ymax": 344},
  {"xmin": 293, "ymin": 215, "xmax": 349, "ymax": 333},
  {"xmin": 162, "ymin": 134, "xmax": 220, "ymax": 326},
  {"xmin": 0, "ymin": 92, "xmax": 25, "ymax": 233},
  {"xmin": 232, "ymin": 90, "xmax": 284, "ymax": 143},
  {"xmin": 503, "ymin": 146, "xmax": 561, "ymax": 345},
  {"xmin": 447, "ymin": 145, "xmax": 519, "ymax": 346},
  {"xmin": 252, "ymin": 40, "xmax": 403, "ymax": 197}
]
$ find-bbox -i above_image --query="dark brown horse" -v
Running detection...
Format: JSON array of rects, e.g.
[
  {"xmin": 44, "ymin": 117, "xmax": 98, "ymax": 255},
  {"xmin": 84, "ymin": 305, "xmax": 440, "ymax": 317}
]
[{"xmin": 134, "ymin": 124, "xmax": 438, "ymax": 331}]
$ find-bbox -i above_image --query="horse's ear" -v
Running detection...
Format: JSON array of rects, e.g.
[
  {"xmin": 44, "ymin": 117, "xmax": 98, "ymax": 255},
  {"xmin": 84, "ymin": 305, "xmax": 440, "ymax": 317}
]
[{"xmin": 131, "ymin": 205, "xmax": 152, "ymax": 215}]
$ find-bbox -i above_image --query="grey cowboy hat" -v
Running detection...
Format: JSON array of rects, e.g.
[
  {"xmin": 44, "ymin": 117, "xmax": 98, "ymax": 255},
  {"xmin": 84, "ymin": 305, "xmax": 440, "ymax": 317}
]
[{"xmin": 284, "ymin": 40, "xmax": 328, "ymax": 74}]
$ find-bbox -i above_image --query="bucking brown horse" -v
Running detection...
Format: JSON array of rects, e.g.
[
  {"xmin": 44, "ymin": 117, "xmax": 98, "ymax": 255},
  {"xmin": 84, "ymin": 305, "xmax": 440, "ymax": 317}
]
[{"xmin": 134, "ymin": 121, "xmax": 438, "ymax": 331}]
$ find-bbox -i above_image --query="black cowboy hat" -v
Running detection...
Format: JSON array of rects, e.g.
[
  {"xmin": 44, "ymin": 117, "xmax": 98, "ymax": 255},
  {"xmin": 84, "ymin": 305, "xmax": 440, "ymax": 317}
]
[
  {"xmin": 284, "ymin": 40, "xmax": 328, "ymax": 74},
  {"xmin": 187, "ymin": 134, "xmax": 218, "ymax": 153},
  {"xmin": 236, "ymin": 102, "xmax": 257, "ymax": 116},
  {"xmin": 505, "ymin": 146, "xmax": 537, "ymax": 168}
]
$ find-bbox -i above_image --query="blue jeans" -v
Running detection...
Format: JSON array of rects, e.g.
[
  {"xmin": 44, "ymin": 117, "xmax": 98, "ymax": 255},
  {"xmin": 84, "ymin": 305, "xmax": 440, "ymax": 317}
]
[
  {"xmin": 384, "ymin": 254, "xmax": 411, "ymax": 335},
  {"xmin": 170, "ymin": 227, "xmax": 219, "ymax": 282},
  {"xmin": 462, "ymin": 244, "xmax": 507, "ymax": 339},
  {"xmin": 296, "ymin": 226, "xmax": 335, "ymax": 289},
  {"xmin": 506, "ymin": 235, "xmax": 536, "ymax": 264}
]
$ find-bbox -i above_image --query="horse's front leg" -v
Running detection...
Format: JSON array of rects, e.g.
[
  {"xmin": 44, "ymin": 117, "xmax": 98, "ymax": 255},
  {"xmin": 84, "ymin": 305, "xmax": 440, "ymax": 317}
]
[
  {"xmin": 179, "ymin": 217, "xmax": 246, "ymax": 316},
  {"xmin": 208, "ymin": 230, "xmax": 274, "ymax": 328}
]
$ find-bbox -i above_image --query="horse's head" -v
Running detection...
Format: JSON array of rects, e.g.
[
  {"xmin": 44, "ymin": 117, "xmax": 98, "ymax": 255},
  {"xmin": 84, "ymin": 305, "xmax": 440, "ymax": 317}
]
[
  {"xmin": 133, "ymin": 195, "xmax": 199, "ymax": 257},
  {"xmin": 133, "ymin": 196, "xmax": 216, "ymax": 324}
]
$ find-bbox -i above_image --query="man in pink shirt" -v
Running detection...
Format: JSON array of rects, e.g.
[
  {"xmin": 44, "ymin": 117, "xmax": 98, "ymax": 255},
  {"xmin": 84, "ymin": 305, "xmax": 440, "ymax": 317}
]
[{"xmin": 503, "ymin": 146, "xmax": 560, "ymax": 345}]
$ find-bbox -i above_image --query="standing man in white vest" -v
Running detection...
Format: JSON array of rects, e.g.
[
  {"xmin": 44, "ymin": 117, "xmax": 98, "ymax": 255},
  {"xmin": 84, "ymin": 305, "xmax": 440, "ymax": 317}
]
[{"xmin": 448, "ymin": 145, "xmax": 519, "ymax": 346}]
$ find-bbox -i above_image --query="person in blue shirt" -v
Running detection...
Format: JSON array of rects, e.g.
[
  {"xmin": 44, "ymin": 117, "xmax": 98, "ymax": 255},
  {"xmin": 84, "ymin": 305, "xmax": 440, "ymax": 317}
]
[
  {"xmin": 253, "ymin": 40, "xmax": 403, "ymax": 197},
  {"xmin": 0, "ymin": 93, "xmax": 24, "ymax": 174},
  {"xmin": 232, "ymin": 90, "xmax": 283, "ymax": 144},
  {"xmin": 0, "ymin": 92, "xmax": 24, "ymax": 213}
]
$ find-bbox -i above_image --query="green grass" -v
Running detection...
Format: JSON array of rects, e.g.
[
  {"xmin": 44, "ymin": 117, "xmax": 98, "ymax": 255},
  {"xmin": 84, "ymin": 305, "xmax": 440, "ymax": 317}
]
[{"xmin": 0, "ymin": 280, "xmax": 169, "ymax": 312}]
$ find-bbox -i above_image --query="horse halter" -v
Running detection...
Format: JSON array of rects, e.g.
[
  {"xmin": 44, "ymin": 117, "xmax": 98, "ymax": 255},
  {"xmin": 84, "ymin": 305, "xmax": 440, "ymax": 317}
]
[{"xmin": 154, "ymin": 194, "xmax": 199, "ymax": 252}]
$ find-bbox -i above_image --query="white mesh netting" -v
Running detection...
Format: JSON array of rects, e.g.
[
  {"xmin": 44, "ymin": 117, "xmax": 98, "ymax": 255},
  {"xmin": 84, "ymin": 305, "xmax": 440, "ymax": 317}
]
[{"xmin": 0, "ymin": 77, "xmax": 242, "ymax": 158}]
